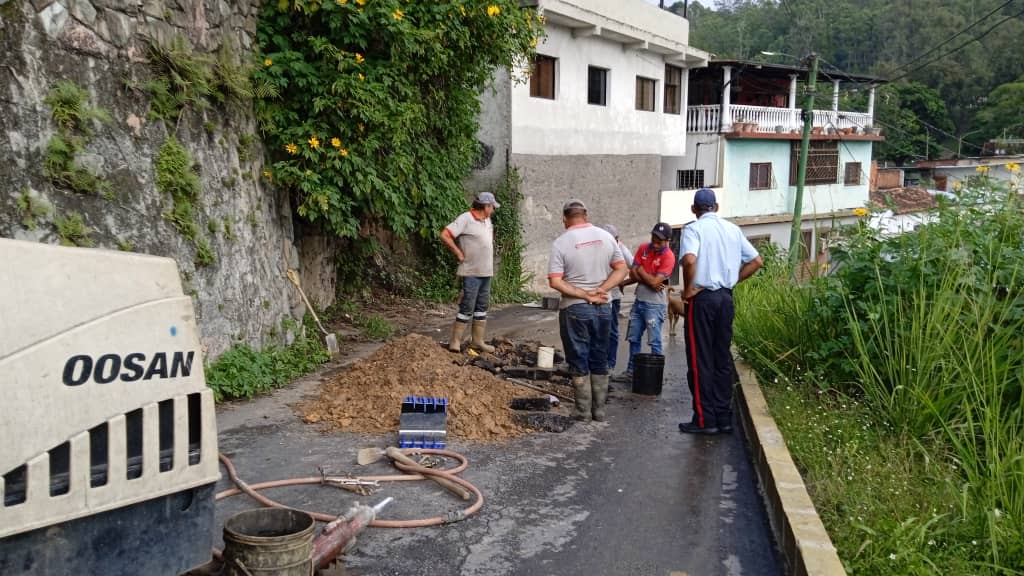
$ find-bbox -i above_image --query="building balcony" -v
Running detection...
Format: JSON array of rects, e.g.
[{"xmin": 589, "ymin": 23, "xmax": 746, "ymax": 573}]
[{"xmin": 687, "ymin": 104, "xmax": 877, "ymax": 137}]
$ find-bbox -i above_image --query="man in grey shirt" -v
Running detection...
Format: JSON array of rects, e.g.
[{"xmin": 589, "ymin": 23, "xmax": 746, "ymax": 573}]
[
  {"xmin": 600, "ymin": 224, "xmax": 634, "ymax": 374},
  {"xmin": 549, "ymin": 200, "xmax": 629, "ymax": 421},
  {"xmin": 440, "ymin": 192, "xmax": 500, "ymax": 353}
]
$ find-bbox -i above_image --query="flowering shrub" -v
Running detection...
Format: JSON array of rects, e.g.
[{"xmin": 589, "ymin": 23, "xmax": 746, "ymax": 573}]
[{"xmin": 252, "ymin": 0, "xmax": 541, "ymax": 245}]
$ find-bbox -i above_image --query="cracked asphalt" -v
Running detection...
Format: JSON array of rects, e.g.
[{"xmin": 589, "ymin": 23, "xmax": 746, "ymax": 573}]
[{"xmin": 211, "ymin": 298, "xmax": 783, "ymax": 576}]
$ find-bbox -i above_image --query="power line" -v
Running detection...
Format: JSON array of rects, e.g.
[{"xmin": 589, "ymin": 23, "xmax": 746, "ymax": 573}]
[
  {"xmin": 887, "ymin": 5, "xmax": 1024, "ymax": 83},
  {"xmin": 885, "ymin": 0, "xmax": 1017, "ymax": 76}
]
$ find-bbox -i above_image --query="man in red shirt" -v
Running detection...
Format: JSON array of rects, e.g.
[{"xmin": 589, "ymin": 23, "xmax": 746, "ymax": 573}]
[{"xmin": 614, "ymin": 222, "xmax": 675, "ymax": 382}]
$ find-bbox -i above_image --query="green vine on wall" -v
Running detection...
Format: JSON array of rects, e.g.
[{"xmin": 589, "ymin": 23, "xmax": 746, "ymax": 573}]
[
  {"xmin": 252, "ymin": 0, "xmax": 542, "ymax": 254},
  {"xmin": 490, "ymin": 167, "xmax": 534, "ymax": 303},
  {"xmin": 156, "ymin": 135, "xmax": 215, "ymax": 266},
  {"xmin": 42, "ymin": 81, "xmax": 113, "ymax": 199}
]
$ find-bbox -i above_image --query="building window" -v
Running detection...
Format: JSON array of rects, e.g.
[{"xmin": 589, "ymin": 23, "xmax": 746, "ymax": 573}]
[
  {"xmin": 844, "ymin": 162, "xmax": 862, "ymax": 185},
  {"xmin": 676, "ymin": 169, "xmax": 704, "ymax": 189},
  {"xmin": 587, "ymin": 66, "xmax": 608, "ymax": 106},
  {"xmin": 790, "ymin": 141, "xmax": 839, "ymax": 185},
  {"xmin": 635, "ymin": 76, "xmax": 656, "ymax": 111},
  {"xmin": 664, "ymin": 65, "xmax": 682, "ymax": 115},
  {"xmin": 530, "ymin": 55, "xmax": 557, "ymax": 100},
  {"xmin": 749, "ymin": 163, "xmax": 773, "ymax": 190}
]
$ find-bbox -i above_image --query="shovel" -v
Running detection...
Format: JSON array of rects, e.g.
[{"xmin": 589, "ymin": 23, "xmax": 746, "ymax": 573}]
[
  {"xmin": 286, "ymin": 269, "xmax": 339, "ymax": 357},
  {"xmin": 357, "ymin": 446, "xmax": 471, "ymax": 501}
]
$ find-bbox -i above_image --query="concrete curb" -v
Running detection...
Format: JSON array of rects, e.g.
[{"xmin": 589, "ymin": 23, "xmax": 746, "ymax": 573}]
[{"xmin": 735, "ymin": 358, "xmax": 848, "ymax": 576}]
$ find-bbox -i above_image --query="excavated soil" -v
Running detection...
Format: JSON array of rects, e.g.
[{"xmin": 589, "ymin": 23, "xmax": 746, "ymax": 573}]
[{"xmin": 301, "ymin": 333, "xmax": 567, "ymax": 441}]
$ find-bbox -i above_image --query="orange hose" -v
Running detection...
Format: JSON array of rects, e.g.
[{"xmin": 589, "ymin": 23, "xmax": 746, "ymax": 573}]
[{"xmin": 216, "ymin": 449, "xmax": 484, "ymax": 528}]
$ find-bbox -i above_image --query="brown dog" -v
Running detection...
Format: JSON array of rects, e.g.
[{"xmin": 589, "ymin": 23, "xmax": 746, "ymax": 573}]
[{"xmin": 666, "ymin": 287, "xmax": 686, "ymax": 336}]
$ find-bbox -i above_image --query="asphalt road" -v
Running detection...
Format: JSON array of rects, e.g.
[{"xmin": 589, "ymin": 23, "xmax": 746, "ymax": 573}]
[{"xmin": 211, "ymin": 299, "xmax": 783, "ymax": 576}]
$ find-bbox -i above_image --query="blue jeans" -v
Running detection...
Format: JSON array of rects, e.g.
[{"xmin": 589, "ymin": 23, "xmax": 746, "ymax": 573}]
[
  {"xmin": 607, "ymin": 298, "xmax": 622, "ymax": 369},
  {"xmin": 559, "ymin": 303, "xmax": 612, "ymax": 376},
  {"xmin": 457, "ymin": 276, "xmax": 491, "ymax": 322},
  {"xmin": 626, "ymin": 300, "xmax": 666, "ymax": 372}
]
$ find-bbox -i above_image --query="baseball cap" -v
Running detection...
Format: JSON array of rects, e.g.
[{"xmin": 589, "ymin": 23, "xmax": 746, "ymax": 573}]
[
  {"xmin": 475, "ymin": 192, "xmax": 501, "ymax": 208},
  {"xmin": 693, "ymin": 188, "xmax": 717, "ymax": 208},
  {"xmin": 600, "ymin": 224, "xmax": 619, "ymax": 238},
  {"xmin": 562, "ymin": 198, "xmax": 587, "ymax": 212},
  {"xmin": 651, "ymin": 222, "xmax": 671, "ymax": 240}
]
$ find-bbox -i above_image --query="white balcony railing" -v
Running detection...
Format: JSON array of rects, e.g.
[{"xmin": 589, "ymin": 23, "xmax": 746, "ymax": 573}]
[{"xmin": 687, "ymin": 104, "xmax": 874, "ymax": 134}]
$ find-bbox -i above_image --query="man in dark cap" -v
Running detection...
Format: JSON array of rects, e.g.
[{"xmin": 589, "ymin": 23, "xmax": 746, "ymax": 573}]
[
  {"xmin": 678, "ymin": 188, "xmax": 763, "ymax": 434},
  {"xmin": 614, "ymin": 222, "xmax": 676, "ymax": 382}
]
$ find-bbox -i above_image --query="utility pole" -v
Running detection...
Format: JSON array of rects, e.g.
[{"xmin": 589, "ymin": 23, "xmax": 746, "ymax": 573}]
[{"xmin": 788, "ymin": 53, "xmax": 818, "ymax": 277}]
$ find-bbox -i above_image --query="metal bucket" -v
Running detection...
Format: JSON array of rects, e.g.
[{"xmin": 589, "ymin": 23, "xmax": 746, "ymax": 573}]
[{"xmin": 222, "ymin": 508, "xmax": 315, "ymax": 576}]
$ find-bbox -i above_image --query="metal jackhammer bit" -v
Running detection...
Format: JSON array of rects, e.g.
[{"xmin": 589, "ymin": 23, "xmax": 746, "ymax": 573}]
[{"xmin": 311, "ymin": 498, "xmax": 394, "ymax": 569}]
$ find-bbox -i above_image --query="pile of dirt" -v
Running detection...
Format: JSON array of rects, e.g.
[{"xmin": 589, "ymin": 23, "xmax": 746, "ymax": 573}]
[{"xmin": 301, "ymin": 333, "xmax": 554, "ymax": 441}]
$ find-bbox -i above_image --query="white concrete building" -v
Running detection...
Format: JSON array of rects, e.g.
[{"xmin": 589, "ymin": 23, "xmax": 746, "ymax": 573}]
[{"xmin": 469, "ymin": 0, "xmax": 709, "ymax": 289}]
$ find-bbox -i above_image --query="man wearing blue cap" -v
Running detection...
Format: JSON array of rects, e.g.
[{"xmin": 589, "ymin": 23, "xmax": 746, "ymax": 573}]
[
  {"xmin": 441, "ymin": 191, "xmax": 501, "ymax": 353},
  {"xmin": 678, "ymin": 188, "xmax": 763, "ymax": 434}
]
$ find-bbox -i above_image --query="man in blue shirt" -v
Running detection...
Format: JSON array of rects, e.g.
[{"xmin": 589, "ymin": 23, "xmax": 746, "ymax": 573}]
[{"xmin": 678, "ymin": 189, "xmax": 763, "ymax": 435}]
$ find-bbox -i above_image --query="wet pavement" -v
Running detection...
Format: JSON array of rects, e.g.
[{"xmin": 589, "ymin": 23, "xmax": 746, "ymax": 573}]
[{"xmin": 211, "ymin": 298, "xmax": 783, "ymax": 576}]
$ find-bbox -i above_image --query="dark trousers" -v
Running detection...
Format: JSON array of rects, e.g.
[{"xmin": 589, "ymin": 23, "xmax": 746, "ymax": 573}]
[
  {"xmin": 607, "ymin": 298, "xmax": 621, "ymax": 369},
  {"xmin": 683, "ymin": 289, "xmax": 734, "ymax": 429},
  {"xmin": 559, "ymin": 303, "xmax": 612, "ymax": 376}
]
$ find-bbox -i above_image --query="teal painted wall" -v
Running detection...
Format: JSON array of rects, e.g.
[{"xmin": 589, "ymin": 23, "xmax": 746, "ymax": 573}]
[{"xmin": 720, "ymin": 139, "xmax": 872, "ymax": 219}]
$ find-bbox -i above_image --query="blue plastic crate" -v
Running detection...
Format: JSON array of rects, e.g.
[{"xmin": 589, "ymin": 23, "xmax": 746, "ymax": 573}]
[{"xmin": 398, "ymin": 396, "xmax": 448, "ymax": 449}]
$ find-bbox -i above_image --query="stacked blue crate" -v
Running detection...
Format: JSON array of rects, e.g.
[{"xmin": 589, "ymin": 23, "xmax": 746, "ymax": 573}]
[{"xmin": 398, "ymin": 396, "xmax": 449, "ymax": 449}]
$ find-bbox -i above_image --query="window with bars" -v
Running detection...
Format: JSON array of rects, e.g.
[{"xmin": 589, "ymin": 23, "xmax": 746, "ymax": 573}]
[
  {"xmin": 635, "ymin": 76, "xmax": 656, "ymax": 111},
  {"xmin": 664, "ymin": 65, "xmax": 682, "ymax": 115},
  {"xmin": 676, "ymin": 169, "xmax": 704, "ymax": 189},
  {"xmin": 749, "ymin": 163, "xmax": 773, "ymax": 190},
  {"xmin": 844, "ymin": 162, "xmax": 862, "ymax": 185},
  {"xmin": 529, "ymin": 55, "xmax": 556, "ymax": 99},
  {"xmin": 790, "ymin": 141, "xmax": 839, "ymax": 185},
  {"xmin": 587, "ymin": 66, "xmax": 608, "ymax": 106}
]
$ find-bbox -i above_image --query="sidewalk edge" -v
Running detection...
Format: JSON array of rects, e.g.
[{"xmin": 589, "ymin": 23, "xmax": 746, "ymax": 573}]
[{"xmin": 735, "ymin": 358, "xmax": 847, "ymax": 576}]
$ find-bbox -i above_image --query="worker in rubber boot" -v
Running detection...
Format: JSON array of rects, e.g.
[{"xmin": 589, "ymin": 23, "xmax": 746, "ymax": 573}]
[
  {"xmin": 441, "ymin": 192, "xmax": 500, "ymax": 353},
  {"xmin": 548, "ymin": 199, "xmax": 629, "ymax": 421}
]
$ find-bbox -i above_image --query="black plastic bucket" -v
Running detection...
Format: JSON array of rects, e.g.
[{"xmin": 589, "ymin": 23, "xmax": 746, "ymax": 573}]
[{"xmin": 632, "ymin": 353, "xmax": 665, "ymax": 395}]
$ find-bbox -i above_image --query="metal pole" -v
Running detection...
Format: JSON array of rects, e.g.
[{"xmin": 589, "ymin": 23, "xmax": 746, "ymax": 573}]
[{"xmin": 788, "ymin": 53, "xmax": 817, "ymax": 276}]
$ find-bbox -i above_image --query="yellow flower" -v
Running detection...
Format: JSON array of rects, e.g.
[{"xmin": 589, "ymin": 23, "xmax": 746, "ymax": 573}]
[
  {"xmin": 285, "ymin": 143, "xmax": 298, "ymax": 154},
  {"xmin": 264, "ymin": 58, "xmax": 273, "ymax": 67},
  {"xmin": 340, "ymin": 148, "xmax": 349, "ymax": 157},
  {"xmin": 953, "ymin": 181, "xmax": 963, "ymax": 189},
  {"xmin": 530, "ymin": 37, "xmax": 537, "ymax": 47},
  {"xmin": 308, "ymin": 136, "xmax": 320, "ymax": 149},
  {"xmin": 331, "ymin": 137, "xmax": 341, "ymax": 148},
  {"xmin": 1007, "ymin": 162, "xmax": 1020, "ymax": 172},
  {"xmin": 459, "ymin": 5, "xmax": 466, "ymax": 16},
  {"xmin": 355, "ymin": 53, "xmax": 364, "ymax": 63},
  {"xmin": 487, "ymin": 5, "xmax": 500, "ymax": 16},
  {"xmin": 853, "ymin": 207, "xmax": 868, "ymax": 217},
  {"xmin": 358, "ymin": 73, "xmax": 365, "ymax": 81},
  {"xmin": 336, "ymin": 0, "xmax": 347, "ymax": 3},
  {"xmin": 263, "ymin": 169, "xmax": 272, "ymax": 180},
  {"xmin": 976, "ymin": 165, "xmax": 990, "ymax": 173},
  {"xmin": 392, "ymin": 8, "xmax": 403, "ymax": 19}
]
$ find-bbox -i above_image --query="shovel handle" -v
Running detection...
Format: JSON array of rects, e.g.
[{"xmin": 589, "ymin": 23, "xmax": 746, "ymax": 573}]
[{"xmin": 385, "ymin": 447, "xmax": 471, "ymax": 500}]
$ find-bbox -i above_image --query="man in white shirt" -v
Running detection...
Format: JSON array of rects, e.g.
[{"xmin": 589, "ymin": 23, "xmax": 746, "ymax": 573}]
[{"xmin": 678, "ymin": 188, "xmax": 763, "ymax": 435}]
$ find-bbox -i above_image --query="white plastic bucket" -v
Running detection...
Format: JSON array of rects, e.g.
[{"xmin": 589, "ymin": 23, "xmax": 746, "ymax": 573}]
[{"xmin": 536, "ymin": 346, "xmax": 554, "ymax": 369}]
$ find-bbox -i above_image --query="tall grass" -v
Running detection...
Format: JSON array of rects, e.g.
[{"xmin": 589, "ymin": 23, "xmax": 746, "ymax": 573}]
[{"xmin": 735, "ymin": 179, "xmax": 1024, "ymax": 573}]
